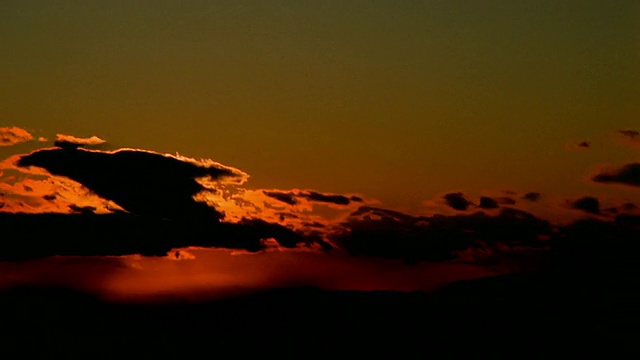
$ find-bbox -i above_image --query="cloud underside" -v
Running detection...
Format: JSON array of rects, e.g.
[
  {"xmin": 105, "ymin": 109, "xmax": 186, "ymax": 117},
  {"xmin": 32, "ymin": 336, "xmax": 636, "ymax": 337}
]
[
  {"xmin": 0, "ymin": 213, "xmax": 323, "ymax": 261},
  {"xmin": 263, "ymin": 190, "xmax": 362, "ymax": 206},
  {"xmin": 570, "ymin": 196, "xmax": 600, "ymax": 215},
  {"xmin": 592, "ymin": 163, "xmax": 640, "ymax": 188}
]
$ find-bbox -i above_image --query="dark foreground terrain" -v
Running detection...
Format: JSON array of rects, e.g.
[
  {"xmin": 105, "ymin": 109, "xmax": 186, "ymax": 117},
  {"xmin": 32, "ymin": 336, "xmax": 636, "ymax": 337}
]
[{"xmin": 1, "ymin": 271, "xmax": 638, "ymax": 355}]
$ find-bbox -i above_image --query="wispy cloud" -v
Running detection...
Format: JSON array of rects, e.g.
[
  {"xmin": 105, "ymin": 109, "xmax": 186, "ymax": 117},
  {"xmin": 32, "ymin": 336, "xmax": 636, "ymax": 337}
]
[{"xmin": 54, "ymin": 134, "xmax": 107, "ymax": 149}]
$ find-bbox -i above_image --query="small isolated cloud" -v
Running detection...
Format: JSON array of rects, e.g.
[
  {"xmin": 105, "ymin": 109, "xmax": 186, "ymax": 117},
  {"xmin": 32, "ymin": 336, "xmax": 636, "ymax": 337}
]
[
  {"xmin": 592, "ymin": 163, "xmax": 640, "ymax": 188},
  {"xmin": 566, "ymin": 140, "xmax": 591, "ymax": 151},
  {"xmin": 522, "ymin": 192, "xmax": 541, "ymax": 202},
  {"xmin": 54, "ymin": 134, "xmax": 107, "ymax": 149},
  {"xmin": 0, "ymin": 127, "xmax": 33, "ymax": 146},
  {"xmin": 443, "ymin": 192, "xmax": 473, "ymax": 211},
  {"xmin": 569, "ymin": 196, "xmax": 600, "ymax": 215}
]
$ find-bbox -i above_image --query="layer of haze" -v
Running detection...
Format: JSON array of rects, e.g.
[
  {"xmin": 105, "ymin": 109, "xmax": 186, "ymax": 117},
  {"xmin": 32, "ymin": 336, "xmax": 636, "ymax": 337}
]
[{"xmin": 1, "ymin": 0, "xmax": 639, "ymax": 210}]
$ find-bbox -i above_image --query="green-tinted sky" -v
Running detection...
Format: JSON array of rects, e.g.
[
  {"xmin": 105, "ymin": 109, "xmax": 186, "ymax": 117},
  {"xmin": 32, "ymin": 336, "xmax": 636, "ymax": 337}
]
[{"xmin": 1, "ymin": 0, "xmax": 639, "ymax": 209}]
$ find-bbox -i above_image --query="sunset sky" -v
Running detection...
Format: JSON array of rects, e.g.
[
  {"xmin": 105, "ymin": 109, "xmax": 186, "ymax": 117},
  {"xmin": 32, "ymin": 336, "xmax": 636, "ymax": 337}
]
[{"xmin": 1, "ymin": 1, "xmax": 639, "ymax": 301}]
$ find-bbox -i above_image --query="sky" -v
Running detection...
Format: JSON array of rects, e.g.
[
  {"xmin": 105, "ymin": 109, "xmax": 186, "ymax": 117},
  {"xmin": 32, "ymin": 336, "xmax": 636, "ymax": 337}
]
[{"xmin": 1, "ymin": 1, "xmax": 639, "ymax": 301}]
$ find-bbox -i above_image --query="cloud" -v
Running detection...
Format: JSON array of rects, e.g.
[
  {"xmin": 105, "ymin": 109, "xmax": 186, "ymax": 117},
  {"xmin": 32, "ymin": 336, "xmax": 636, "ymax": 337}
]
[
  {"xmin": 0, "ymin": 127, "xmax": 33, "ymax": 146},
  {"xmin": 68, "ymin": 204, "xmax": 98, "ymax": 214},
  {"xmin": 54, "ymin": 134, "xmax": 107, "ymax": 149},
  {"xmin": 551, "ymin": 214, "xmax": 640, "ymax": 275},
  {"xmin": 569, "ymin": 196, "xmax": 600, "ymax": 215},
  {"xmin": 263, "ymin": 190, "xmax": 363, "ymax": 206},
  {"xmin": 522, "ymin": 192, "xmax": 541, "ymax": 202},
  {"xmin": 443, "ymin": 192, "xmax": 473, "ymax": 211},
  {"xmin": 333, "ymin": 206, "xmax": 552, "ymax": 265},
  {"xmin": 299, "ymin": 191, "xmax": 362, "ymax": 206},
  {"xmin": 612, "ymin": 130, "xmax": 640, "ymax": 149},
  {"xmin": 4, "ymin": 130, "xmax": 640, "ymax": 280},
  {"xmin": 0, "ymin": 211, "xmax": 327, "ymax": 261},
  {"xmin": 17, "ymin": 147, "xmax": 248, "ymax": 220},
  {"xmin": 566, "ymin": 140, "xmax": 591, "ymax": 151},
  {"xmin": 617, "ymin": 130, "xmax": 639, "ymax": 139},
  {"xmin": 602, "ymin": 202, "xmax": 639, "ymax": 216},
  {"xmin": 592, "ymin": 163, "xmax": 640, "ymax": 188},
  {"xmin": 496, "ymin": 197, "xmax": 516, "ymax": 205},
  {"xmin": 478, "ymin": 197, "xmax": 499, "ymax": 209},
  {"xmin": 263, "ymin": 191, "xmax": 299, "ymax": 205}
]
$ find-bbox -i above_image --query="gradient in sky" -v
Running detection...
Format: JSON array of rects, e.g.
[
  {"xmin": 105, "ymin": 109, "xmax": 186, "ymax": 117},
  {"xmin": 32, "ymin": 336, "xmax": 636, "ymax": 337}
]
[
  {"xmin": 1, "ymin": 0, "xmax": 639, "ymax": 210},
  {"xmin": 1, "ymin": 1, "xmax": 640, "ymax": 304}
]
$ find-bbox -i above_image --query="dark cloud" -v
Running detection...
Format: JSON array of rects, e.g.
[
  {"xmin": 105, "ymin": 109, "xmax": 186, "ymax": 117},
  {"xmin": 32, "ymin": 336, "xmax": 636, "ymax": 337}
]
[
  {"xmin": 566, "ymin": 140, "xmax": 591, "ymax": 151},
  {"xmin": 496, "ymin": 197, "xmax": 516, "ymax": 205},
  {"xmin": 17, "ymin": 147, "xmax": 247, "ymax": 220},
  {"xmin": 0, "ymin": 212, "xmax": 324, "ymax": 261},
  {"xmin": 522, "ymin": 192, "xmax": 541, "ymax": 202},
  {"xmin": 592, "ymin": 163, "xmax": 640, "ymax": 188},
  {"xmin": 333, "ymin": 206, "xmax": 551, "ymax": 264},
  {"xmin": 54, "ymin": 134, "xmax": 107, "ymax": 149},
  {"xmin": 263, "ymin": 191, "xmax": 298, "ymax": 205},
  {"xmin": 68, "ymin": 204, "xmax": 97, "ymax": 215},
  {"xmin": 551, "ymin": 214, "xmax": 640, "ymax": 276},
  {"xmin": 478, "ymin": 197, "xmax": 499, "ymax": 209},
  {"xmin": 620, "ymin": 202, "xmax": 638, "ymax": 212},
  {"xmin": 570, "ymin": 196, "xmax": 600, "ymax": 215},
  {"xmin": 443, "ymin": 192, "xmax": 473, "ymax": 211},
  {"xmin": 617, "ymin": 130, "xmax": 639, "ymax": 139},
  {"xmin": 0, "ymin": 127, "xmax": 33, "ymax": 146},
  {"xmin": 299, "ymin": 191, "xmax": 361, "ymax": 206},
  {"xmin": 263, "ymin": 190, "xmax": 362, "ymax": 206},
  {"xmin": 614, "ymin": 130, "xmax": 640, "ymax": 149}
]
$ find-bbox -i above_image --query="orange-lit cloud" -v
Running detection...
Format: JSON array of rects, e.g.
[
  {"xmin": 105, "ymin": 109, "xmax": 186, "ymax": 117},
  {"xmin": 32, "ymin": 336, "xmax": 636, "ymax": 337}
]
[
  {"xmin": 0, "ymin": 127, "xmax": 33, "ymax": 146},
  {"xmin": 16, "ymin": 146, "xmax": 248, "ymax": 220},
  {"xmin": 54, "ymin": 134, "xmax": 107, "ymax": 149},
  {"xmin": 0, "ymin": 153, "xmax": 122, "ymax": 214},
  {"xmin": 3, "ymin": 130, "xmax": 640, "ymax": 303}
]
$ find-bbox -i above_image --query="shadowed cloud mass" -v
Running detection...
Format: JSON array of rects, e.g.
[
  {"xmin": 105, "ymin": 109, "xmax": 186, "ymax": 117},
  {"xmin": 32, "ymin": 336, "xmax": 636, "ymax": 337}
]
[
  {"xmin": 443, "ymin": 192, "xmax": 473, "ymax": 211},
  {"xmin": 478, "ymin": 197, "xmax": 499, "ymax": 209},
  {"xmin": 592, "ymin": 163, "xmax": 640, "ymax": 188},
  {"xmin": 17, "ymin": 147, "xmax": 248, "ymax": 220},
  {"xmin": 569, "ymin": 196, "xmax": 601, "ymax": 215}
]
